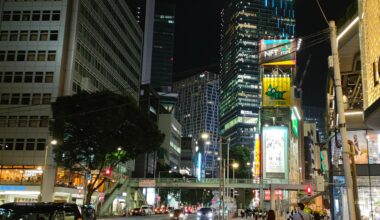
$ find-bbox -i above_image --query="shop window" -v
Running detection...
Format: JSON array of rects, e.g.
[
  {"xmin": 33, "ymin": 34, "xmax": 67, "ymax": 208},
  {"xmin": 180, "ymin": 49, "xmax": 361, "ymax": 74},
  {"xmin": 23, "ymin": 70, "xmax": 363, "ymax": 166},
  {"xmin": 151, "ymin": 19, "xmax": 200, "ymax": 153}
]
[
  {"xmin": 50, "ymin": 30, "xmax": 58, "ymax": 40},
  {"xmin": 7, "ymin": 116, "xmax": 17, "ymax": 127},
  {"xmin": 18, "ymin": 116, "xmax": 28, "ymax": 127},
  {"xmin": 4, "ymin": 72, "xmax": 13, "ymax": 82},
  {"xmin": 47, "ymin": 51, "xmax": 56, "ymax": 61},
  {"xmin": 12, "ymin": 11, "xmax": 21, "ymax": 21},
  {"xmin": 39, "ymin": 116, "xmax": 49, "ymax": 127},
  {"xmin": 29, "ymin": 116, "xmax": 39, "ymax": 127},
  {"xmin": 34, "ymin": 72, "xmax": 43, "ymax": 82},
  {"xmin": 19, "ymin": 31, "xmax": 28, "ymax": 41},
  {"xmin": 7, "ymin": 51, "xmax": 16, "ymax": 61},
  {"xmin": 0, "ymin": 51, "xmax": 5, "ymax": 61},
  {"xmin": 0, "ymin": 31, "xmax": 8, "ymax": 41},
  {"xmin": 0, "ymin": 116, "xmax": 6, "ymax": 127},
  {"xmin": 42, "ymin": 93, "xmax": 51, "ymax": 104},
  {"xmin": 5, "ymin": 139, "xmax": 14, "ymax": 150},
  {"xmin": 15, "ymin": 139, "xmax": 24, "ymax": 150},
  {"xmin": 36, "ymin": 139, "xmax": 46, "ymax": 150},
  {"xmin": 2, "ymin": 11, "xmax": 11, "ymax": 21},
  {"xmin": 45, "ymin": 72, "xmax": 54, "ymax": 83},
  {"xmin": 10, "ymin": 93, "xmax": 20, "ymax": 104},
  {"xmin": 37, "ymin": 51, "xmax": 46, "ymax": 61},
  {"xmin": 22, "ymin": 11, "xmax": 31, "ymax": 21},
  {"xmin": 24, "ymin": 72, "xmax": 33, "ymax": 82},
  {"xmin": 10, "ymin": 31, "xmax": 18, "ymax": 41},
  {"xmin": 42, "ymin": 10, "xmax": 50, "ymax": 21},
  {"xmin": 25, "ymin": 139, "xmax": 35, "ymax": 150},
  {"xmin": 21, "ymin": 93, "xmax": 30, "ymax": 105},
  {"xmin": 29, "ymin": 31, "xmax": 38, "ymax": 41},
  {"xmin": 17, "ymin": 50, "xmax": 26, "ymax": 61},
  {"xmin": 14, "ymin": 72, "xmax": 23, "ymax": 82},
  {"xmin": 32, "ymin": 11, "xmax": 41, "ymax": 21},
  {"xmin": 52, "ymin": 10, "xmax": 60, "ymax": 21},
  {"xmin": 32, "ymin": 94, "xmax": 41, "ymax": 105},
  {"xmin": 27, "ymin": 51, "xmax": 36, "ymax": 61},
  {"xmin": 39, "ymin": 30, "xmax": 48, "ymax": 41},
  {"xmin": 0, "ymin": 93, "xmax": 10, "ymax": 104}
]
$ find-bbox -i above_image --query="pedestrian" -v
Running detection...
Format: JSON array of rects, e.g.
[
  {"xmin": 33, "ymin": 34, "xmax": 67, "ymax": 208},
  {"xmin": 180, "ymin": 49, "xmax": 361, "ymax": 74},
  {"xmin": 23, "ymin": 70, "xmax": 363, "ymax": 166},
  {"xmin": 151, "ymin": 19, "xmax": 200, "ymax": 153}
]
[
  {"xmin": 267, "ymin": 209, "xmax": 275, "ymax": 220},
  {"xmin": 241, "ymin": 209, "xmax": 245, "ymax": 218},
  {"xmin": 292, "ymin": 203, "xmax": 311, "ymax": 220}
]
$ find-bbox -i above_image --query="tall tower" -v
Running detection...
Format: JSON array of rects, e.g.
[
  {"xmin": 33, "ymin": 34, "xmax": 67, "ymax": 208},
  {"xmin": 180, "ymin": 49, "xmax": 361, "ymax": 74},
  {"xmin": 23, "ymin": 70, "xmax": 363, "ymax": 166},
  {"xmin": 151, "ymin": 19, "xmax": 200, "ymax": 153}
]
[{"xmin": 220, "ymin": 0, "xmax": 295, "ymax": 148}]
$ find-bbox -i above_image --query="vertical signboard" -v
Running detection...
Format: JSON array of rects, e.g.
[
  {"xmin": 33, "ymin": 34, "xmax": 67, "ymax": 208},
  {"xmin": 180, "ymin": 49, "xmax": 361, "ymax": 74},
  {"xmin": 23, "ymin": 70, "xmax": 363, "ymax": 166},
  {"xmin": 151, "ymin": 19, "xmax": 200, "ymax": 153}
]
[
  {"xmin": 254, "ymin": 134, "xmax": 261, "ymax": 177},
  {"xmin": 262, "ymin": 75, "xmax": 291, "ymax": 107},
  {"xmin": 262, "ymin": 126, "xmax": 288, "ymax": 179}
]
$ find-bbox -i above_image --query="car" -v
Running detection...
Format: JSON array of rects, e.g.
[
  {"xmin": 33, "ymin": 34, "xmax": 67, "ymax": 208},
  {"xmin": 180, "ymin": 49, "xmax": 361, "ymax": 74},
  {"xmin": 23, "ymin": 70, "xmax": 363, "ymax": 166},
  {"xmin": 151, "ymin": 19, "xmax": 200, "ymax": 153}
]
[
  {"xmin": 0, "ymin": 202, "xmax": 84, "ymax": 220},
  {"xmin": 129, "ymin": 208, "xmax": 143, "ymax": 216},
  {"xmin": 140, "ymin": 205, "xmax": 154, "ymax": 215},
  {"xmin": 196, "ymin": 207, "xmax": 216, "ymax": 220},
  {"xmin": 169, "ymin": 209, "xmax": 186, "ymax": 220}
]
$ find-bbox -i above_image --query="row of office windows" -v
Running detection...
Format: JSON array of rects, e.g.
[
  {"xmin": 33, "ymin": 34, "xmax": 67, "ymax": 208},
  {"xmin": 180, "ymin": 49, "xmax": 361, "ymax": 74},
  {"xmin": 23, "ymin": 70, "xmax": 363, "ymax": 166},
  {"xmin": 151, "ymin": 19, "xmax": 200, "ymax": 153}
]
[
  {"xmin": 0, "ymin": 71, "xmax": 54, "ymax": 83},
  {"xmin": 0, "ymin": 115, "xmax": 49, "ymax": 128},
  {"xmin": 0, "ymin": 138, "xmax": 47, "ymax": 151},
  {"xmin": 0, "ymin": 93, "xmax": 52, "ymax": 105},
  {"xmin": 2, "ymin": 10, "xmax": 60, "ymax": 22},
  {"xmin": 0, "ymin": 30, "xmax": 58, "ymax": 41},
  {"xmin": 0, "ymin": 50, "xmax": 56, "ymax": 62}
]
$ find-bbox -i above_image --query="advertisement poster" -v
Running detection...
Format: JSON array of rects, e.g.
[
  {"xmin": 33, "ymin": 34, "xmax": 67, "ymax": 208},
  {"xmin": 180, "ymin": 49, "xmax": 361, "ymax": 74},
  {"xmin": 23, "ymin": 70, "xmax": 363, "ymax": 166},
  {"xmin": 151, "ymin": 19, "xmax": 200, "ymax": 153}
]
[
  {"xmin": 366, "ymin": 130, "xmax": 380, "ymax": 164},
  {"xmin": 262, "ymin": 75, "xmax": 291, "ymax": 107},
  {"xmin": 259, "ymin": 39, "xmax": 296, "ymax": 66},
  {"xmin": 347, "ymin": 130, "xmax": 368, "ymax": 164},
  {"xmin": 263, "ymin": 126, "xmax": 288, "ymax": 179}
]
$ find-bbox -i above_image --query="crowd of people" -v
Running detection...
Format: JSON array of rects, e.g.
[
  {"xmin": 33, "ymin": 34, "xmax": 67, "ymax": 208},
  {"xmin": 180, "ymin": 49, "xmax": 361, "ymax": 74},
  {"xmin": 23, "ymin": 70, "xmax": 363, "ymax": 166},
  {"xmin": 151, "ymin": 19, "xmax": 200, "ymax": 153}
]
[{"xmin": 240, "ymin": 203, "xmax": 329, "ymax": 220}]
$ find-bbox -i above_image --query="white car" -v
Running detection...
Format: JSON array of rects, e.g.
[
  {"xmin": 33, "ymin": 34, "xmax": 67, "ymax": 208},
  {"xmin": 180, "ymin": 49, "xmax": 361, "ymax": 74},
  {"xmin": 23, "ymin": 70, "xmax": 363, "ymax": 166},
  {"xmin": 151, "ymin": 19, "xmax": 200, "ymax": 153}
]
[{"xmin": 141, "ymin": 205, "xmax": 154, "ymax": 215}]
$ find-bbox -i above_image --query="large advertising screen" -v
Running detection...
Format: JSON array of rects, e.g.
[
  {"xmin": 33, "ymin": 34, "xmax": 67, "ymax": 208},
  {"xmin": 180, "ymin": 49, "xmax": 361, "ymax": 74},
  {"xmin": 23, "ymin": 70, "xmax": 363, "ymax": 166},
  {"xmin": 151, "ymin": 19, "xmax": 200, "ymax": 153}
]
[
  {"xmin": 262, "ymin": 126, "xmax": 288, "ymax": 179},
  {"xmin": 260, "ymin": 39, "xmax": 296, "ymax": 66},
  {"xmin": 262, "ymin": 75, "xmax": 291, "ymax": 107}
]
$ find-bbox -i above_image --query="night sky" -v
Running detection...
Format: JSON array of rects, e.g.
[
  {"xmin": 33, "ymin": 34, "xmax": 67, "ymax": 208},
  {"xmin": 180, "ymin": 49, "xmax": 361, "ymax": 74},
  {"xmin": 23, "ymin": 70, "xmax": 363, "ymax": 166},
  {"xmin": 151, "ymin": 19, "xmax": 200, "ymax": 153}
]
[{"xmin": 173, "ymin": 0, "xmax": 355, "ymax": 107}]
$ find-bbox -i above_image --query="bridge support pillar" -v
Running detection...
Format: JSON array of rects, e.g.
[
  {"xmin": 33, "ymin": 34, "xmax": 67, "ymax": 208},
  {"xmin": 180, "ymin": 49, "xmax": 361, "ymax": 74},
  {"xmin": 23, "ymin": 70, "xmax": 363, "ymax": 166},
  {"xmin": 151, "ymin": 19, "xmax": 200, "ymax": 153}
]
[{"xmin": 270, "ymin": 185, "xmax": 275, "ymax": 210}]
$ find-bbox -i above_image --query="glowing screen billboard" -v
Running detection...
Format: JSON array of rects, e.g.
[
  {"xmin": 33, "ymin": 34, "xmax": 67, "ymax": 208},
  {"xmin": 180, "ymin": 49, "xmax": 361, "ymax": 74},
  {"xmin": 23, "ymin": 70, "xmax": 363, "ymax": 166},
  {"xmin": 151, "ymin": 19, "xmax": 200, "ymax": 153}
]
[
  {"xmin": 260, "ymin": 39, "xmax": 296, "ymax": 66},
  {"xmin": 262, "ymin": 75, "xmax": 291, "ymax": 107},
  {"xmin": 262, "ymin": 126, "xmax": 288, "ymax": 179}
]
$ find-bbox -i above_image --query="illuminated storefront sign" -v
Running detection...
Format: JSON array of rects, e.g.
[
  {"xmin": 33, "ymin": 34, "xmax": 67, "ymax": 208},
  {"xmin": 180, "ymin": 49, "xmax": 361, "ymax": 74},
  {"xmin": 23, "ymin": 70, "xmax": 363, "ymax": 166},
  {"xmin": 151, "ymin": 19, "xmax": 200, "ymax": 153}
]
[
  {"xmin": 262, "ymin": 126, "xmax": 288, "ymax": 179},
  {"xmin": 196, "ymin": 153, "xmax": 202, "ymax": 181},
  {"xmin": 262, "ymin": 75, "xmax": 291, "ymax": 107},
  {"xmin": 264, "ymin": 190, "xmax": 283, "ymax": 201},
  {"xmin": 260, "ymin": 39, "xmax": 296, "ymax": 66},
  {"xmin": 291, "ymin": 108, "xmax": 299, "ymax": 137},
  {"xmin": 254, "ymin": 134, "xmax": 261, "ymax": 177}
]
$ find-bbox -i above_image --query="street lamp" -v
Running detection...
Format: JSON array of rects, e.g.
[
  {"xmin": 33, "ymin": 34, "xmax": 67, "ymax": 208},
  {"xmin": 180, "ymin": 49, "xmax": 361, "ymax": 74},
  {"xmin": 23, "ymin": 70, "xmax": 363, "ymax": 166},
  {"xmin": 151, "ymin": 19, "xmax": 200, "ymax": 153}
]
[
  {"xmin": 201, "ymin": 133, "xmax": 209, "ymax": 140},
  {"xmin": 39, "ymin": 139, "xmax": 57, "ymax": 202},
  {"xmin": 232, "ymin": 162, "xmax": 239, "ymax": 184}
]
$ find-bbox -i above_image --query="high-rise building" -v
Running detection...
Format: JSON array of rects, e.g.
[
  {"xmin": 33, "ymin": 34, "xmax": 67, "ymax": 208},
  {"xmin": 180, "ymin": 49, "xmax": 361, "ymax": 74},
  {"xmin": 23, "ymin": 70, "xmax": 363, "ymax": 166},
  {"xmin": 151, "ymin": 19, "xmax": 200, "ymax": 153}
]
[
  {"xmin": 220, "ymin": 0, "xmax": 295, "ymax": 148},
  {"xmin": 173, "ymin": 71, "xmax": 219, "ymax": 178},
  {"xmin": 0, "ymin": 0, "xmax": 142, "ymax": 203}
]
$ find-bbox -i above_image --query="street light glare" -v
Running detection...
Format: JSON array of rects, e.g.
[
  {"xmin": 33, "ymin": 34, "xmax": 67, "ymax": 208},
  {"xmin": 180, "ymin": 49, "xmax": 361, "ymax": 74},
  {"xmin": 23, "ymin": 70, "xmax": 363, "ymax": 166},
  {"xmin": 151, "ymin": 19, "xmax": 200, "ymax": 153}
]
[
  {"xmin": 232, "ymin": 163, "xmax": 239, "ymax": 168},
  {"xmin": 50, "ymin": 140, "xmax": 57, "ymax": 145},
  {"xmin": 201, "ymin": 133, "xmax": 209, "ymax": 140}
]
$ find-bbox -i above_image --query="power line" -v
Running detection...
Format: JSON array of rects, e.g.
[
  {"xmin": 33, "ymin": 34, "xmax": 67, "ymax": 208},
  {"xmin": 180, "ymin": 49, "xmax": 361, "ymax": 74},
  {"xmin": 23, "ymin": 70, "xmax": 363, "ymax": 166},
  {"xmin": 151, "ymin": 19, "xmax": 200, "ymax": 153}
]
[{"xmin": 315, "ymin": 0, "xmax": 329, "ymax": 26}]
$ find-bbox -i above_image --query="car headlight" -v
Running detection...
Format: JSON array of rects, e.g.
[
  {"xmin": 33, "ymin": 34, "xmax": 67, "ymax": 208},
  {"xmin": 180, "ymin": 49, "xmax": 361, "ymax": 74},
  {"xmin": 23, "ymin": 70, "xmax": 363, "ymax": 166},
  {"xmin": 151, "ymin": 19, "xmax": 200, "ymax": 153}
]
[
  {"xmin": 169, "ymin": 213, "xmax": 174, "ymax": 217},
  {"xmin": 207, "ymin": 212, "xmax": 213, "ymax": 217},
  {"xmin": 179, "ymin": 214, "xmax": 184, "ymax": 218},
  {"xmin": 197, "ymin": 212, "xmax": 201, "ymax": 216}
]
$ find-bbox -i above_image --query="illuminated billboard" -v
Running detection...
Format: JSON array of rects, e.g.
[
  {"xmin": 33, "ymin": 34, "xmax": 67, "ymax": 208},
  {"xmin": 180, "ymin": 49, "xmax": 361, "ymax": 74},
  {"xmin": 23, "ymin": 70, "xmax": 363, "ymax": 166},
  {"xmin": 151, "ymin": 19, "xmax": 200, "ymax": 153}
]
[
  {"xmin": 262, "ymin": 75, "xmax": 291, "ymax": 107},
  {"xmin": 253, "ymin": 134, "xmax": 261, "ymax": 177},
  {"xmin": 260, "ymin": 39, "xmax": 296, "ymax": 66},
  {"xmin": 262, "ymin": 126, "xmax": 288, "ymax": 179}
]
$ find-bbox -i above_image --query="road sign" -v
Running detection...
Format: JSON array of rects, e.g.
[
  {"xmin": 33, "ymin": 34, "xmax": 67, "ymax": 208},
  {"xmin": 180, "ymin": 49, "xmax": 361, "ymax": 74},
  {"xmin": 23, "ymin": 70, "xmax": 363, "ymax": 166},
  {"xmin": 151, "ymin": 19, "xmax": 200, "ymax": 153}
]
[
  {"xmin": 139, "ymin": 179, "xmax": 156, "ymax": 187},
  {"xmin": 90, "ymin": 170, "xmax": 100, "ymax": 175}
]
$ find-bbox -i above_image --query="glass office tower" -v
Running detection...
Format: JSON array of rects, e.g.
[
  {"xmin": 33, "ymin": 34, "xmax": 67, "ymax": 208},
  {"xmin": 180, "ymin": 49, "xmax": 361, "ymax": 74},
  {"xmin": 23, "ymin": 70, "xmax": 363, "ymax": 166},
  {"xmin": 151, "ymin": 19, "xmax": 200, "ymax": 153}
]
[{"xmin": 220, "ymin": 0, "xmax": 295, "ymax": 148}]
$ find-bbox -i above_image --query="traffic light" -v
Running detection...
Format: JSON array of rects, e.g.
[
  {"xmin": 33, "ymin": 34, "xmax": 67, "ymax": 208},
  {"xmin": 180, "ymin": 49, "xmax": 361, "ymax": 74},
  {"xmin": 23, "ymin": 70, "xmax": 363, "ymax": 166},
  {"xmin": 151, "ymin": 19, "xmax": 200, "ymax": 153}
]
[
  {"xmin": 105, "ymin": 168, "xmax": 112, "ymax": 176},
  {"xmin": 306, "ymin": 185, "xmax": 312, "ymax": 196}
]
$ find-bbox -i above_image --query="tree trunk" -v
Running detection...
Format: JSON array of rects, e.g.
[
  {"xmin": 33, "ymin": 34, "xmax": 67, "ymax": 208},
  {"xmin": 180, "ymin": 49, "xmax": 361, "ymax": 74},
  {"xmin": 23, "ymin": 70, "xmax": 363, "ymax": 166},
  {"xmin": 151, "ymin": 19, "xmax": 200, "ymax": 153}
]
[{"xmin": 85, "ymin": 183, "xmax": 94, "ymax": 205}]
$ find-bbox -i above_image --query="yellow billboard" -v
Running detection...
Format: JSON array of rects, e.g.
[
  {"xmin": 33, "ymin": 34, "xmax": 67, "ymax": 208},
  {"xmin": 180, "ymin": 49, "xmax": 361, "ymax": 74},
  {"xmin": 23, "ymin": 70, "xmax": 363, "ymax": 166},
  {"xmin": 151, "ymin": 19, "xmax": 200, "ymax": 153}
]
[{"xmin": 262, "ymin": 75, "xmax": 291, "ymax": 107}]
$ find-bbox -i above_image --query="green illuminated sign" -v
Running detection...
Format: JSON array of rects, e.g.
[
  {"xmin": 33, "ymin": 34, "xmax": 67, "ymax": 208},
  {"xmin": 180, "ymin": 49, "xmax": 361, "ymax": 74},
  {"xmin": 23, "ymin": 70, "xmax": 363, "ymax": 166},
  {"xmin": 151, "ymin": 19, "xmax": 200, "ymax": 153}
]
[{"xmin": 291, "ymin": 110, "xmax": 299, "ymax": 137}]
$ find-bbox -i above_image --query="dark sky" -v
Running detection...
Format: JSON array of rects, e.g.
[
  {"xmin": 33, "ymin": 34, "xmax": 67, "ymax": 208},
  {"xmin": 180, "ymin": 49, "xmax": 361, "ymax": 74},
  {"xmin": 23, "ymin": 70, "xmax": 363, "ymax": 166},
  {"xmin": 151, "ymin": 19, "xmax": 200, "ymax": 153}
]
[{"xmin": 173, "ymin": 0, "xmax": 355, "ymax": 107}]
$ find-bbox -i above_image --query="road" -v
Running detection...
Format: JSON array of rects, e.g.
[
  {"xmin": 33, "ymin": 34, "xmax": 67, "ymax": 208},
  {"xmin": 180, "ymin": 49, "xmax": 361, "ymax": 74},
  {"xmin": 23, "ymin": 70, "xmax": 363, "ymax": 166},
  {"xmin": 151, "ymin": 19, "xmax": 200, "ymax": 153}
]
[{"xmin": 99, "ymin": 214, "xmax": 199, "ymax": 220}]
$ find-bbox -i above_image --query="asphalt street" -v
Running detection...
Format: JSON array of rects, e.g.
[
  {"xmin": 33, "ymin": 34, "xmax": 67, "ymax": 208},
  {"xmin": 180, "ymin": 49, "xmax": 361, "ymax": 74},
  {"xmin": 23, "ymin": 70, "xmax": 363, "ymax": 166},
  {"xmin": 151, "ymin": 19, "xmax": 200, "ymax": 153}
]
[{"xmin": 99, "ymin": 214, "xmax": 199, "ymax": 220}]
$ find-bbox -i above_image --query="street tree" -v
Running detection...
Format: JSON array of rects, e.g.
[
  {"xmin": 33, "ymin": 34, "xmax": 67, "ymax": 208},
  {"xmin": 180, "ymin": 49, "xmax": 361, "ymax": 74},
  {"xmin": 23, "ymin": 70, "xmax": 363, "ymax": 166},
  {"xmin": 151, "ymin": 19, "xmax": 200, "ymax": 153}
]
[
  {"xmin": 51, "ymin": 91, "xmax": 164, "ymax": 204},
  {"xmin": 229, "ymin": 146, "xmax": 251, "ymax": 178}
]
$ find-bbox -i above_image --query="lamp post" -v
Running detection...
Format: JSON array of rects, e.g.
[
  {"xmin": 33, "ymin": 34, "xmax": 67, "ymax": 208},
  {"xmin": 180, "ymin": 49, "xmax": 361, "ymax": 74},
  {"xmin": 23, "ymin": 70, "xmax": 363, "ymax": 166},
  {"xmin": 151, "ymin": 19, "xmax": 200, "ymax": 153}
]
[
  {"xmin": 232, "ymin": 162, "xmax": 239, "ymax": 199},
  {"xmin": 39, "ymin": 139, "xmax": 57, "ymax": 202}
]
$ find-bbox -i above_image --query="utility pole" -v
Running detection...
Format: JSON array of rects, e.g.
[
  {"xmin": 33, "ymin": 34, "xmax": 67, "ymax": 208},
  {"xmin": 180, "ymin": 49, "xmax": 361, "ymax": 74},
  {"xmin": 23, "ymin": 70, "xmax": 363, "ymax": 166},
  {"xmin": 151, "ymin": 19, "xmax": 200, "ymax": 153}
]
[
  {"xmin": 219, "ymin": 138, "xmax": 224, "ymax": 220},
  {"xmin": 329, "ymin": 20, "xmax": 358, "ymax": 220},
  {"xmin": 226, "ymin": 138, "xmax": 230, "ymax": 199}
]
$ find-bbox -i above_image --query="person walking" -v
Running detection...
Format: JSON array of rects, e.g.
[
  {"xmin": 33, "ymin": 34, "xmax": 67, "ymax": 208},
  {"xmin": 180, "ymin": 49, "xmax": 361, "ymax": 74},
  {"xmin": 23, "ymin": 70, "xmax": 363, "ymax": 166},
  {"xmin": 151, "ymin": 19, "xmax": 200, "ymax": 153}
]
[
  {"xmin": 292, "ymin": 203, "xmax": 311, "ymax": 220},
  {"xmin": 267, "ymin": 210, "xmax": 275, "ymax": 220}
]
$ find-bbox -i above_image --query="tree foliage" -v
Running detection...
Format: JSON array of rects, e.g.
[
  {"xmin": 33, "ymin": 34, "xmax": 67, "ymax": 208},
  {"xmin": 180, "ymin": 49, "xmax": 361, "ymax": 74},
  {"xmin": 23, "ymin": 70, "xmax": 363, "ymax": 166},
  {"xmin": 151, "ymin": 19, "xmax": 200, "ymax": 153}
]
[
  {"xmin": 51, "ymin": 91, "xmax": 164, "ymax": 204},
  {"xmin": 229, "ymin": 146, "xmax": 251, "ymax": 178}
]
